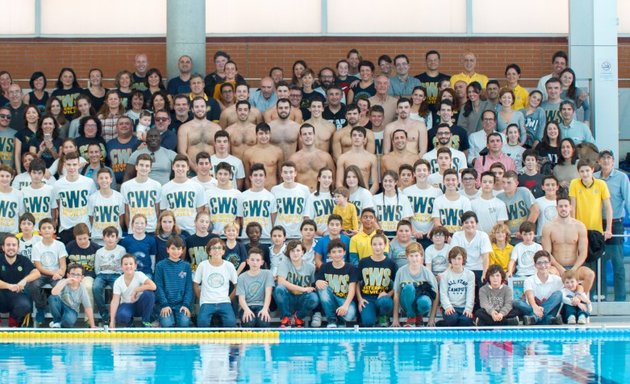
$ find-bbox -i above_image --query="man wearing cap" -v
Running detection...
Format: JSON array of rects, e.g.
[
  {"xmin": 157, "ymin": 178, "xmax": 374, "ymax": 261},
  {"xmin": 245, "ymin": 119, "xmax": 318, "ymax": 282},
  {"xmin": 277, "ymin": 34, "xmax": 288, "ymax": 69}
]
[{"xmin": 594, "ymin": 150, "xmax": 630, "ymax": 301}]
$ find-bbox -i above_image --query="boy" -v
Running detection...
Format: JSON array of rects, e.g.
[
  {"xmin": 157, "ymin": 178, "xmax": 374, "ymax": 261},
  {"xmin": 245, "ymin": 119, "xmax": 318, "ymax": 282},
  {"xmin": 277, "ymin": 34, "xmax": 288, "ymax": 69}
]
[
  {"xmin": 437, "ymin": 246, "xmax": 475, "ymax": 326},
  {"xmin": 569, "ymin": 159, "xmax": 613, "ymax": 238},
  {"xmin": 120, "ymin": 214, "xmax": 157, "ymax": 278},
  {"xmin": 241, "ymin": 163, "xmax": 277, "ymax": 242},
  {"xmin": 459, "ymin": 168, "xmax": 480, "ymax": 200},
  {"xmin": 489, "ymin": 162, "xmax": 506, "ymax": 195},
  {"xmin": 194, "ymin": 238, "xmax": 238, "ymax": 327},
  {"xmin": 89, "ymin": 168, "xmax": 125, "ymax": 246},
  {"xmin": 497, "ymin": 171, "xmax": 539, "ymax": 240},
  {"xmin": 349, "ymin": 208, "xmax": 390, "ymax": 266},
  {"xmin": 472, "ymin": 171, "xmax": 508, "ymax": 234},
  {"xmin": 535, "ymin": 175, "xmax": 559, "ymax": 238},
  {"xmin": 53, "ymin": 151, "xmax": 97, "ymax": 243},
  {"xmin": 109, "ymin": 254, "xmax": 157, "ymax": 328},
  {"xmin": 211, "ymin": 130, "xmax": 245, "ymax": 190},
  {"xmin": 191, "ymin": 151, "xmax": 217, "ymax": 191},
  {"xmin": 29, "ymin": 218, "xmax": 68, "ymax": 325},
  {"xmin": 244, "ymin": 222, "xmax": 271, "ymax": 268},
  {"xmin": 431, "ymin": 169, "xmax": 471, "ymax": 233},
  {"xmin": 398, "ymin": 164, "xmax": 415, "ymax": 190},
  {"xmin": 65, "ymin": 223, "xmax": 100, "ymax": 305},
  {"xmin": 185, "ymin": 211, "xmax": 218, "ymax": 272},
  {"xmin": 154, "ymin": 236, "xmax": 193, "ymax": 328},
  {"xmin": 561, "ymin": 269, "xmax": 591, "ymax": 325},
  {"xmin": 315, "ymin": 239, "xmax": 358, "ymax": 327},
  {"xmin": 16, "ymin": 213, "xmax": 42, "ymax": 261},
  {"xmin": 0, "ymin": 164, "xmax": 24, "ymax": 236},
  {"xmin": 269, "ymin": 225, "xmax": 287, "ymax": 278},
  {"xmin": 424, "ymin": 226, "xmax": 452, "ymax": 276},
  {"xmin": 207, "ymin": 161, "xmax": 243, "ymax": 236},
  {"xmin": 518, "ymin": 149, "xmax": 544, "ymax": 198},
  {"xmin": 271, "ymin": 161, "xmax": 310, "ymax": 239},
  {"xmin": 332, "ymin": 187, "xmax": 358, "ymax": 235},
  {"xmin": 314, "ymin": 214, "xmax": 351, "ymax": 269},
  {"xmin": 121, "ymin": 153, "xmax": 161, "ymax": 234},
  {"xmin": 427, "ymin": 147, "xmax": 454, "ymax": 190},
  {"xmin": 403, "ymin": 159, "xmax": 442, "ymax": 249},
  {"xmin": 48, "ymin": 264, "xmax": 97, "ymax": 328},
  {"xmin": 21, "ymin": 158, "xmax": 54, "ymax": 227},
  {"xmin": 237, "ymin": 248, "xmax": 274, "ymax": 327},
  {"xmin": 13, "ymin": 152, "xmax": 56, "ymax": 190},
  {"xmin": 92, "ymin": 226, "xmax": 126, "ymax": 325},
  {"xmin": 508, "ymin": 221, "xmax": 543, "ymax": 278}
]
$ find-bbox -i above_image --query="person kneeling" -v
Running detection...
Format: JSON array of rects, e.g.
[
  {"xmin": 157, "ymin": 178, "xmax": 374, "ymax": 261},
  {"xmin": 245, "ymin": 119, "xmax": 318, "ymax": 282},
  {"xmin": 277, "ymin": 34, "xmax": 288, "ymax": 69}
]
[
  {"xmin": 48, "ymin": 264, "xmax": 97, "ymax": 328},
  {"xmin": 109, "ymin": 254, "xmax": 157, "ymax": 328},
  {"xmin": 154, "ymin": 236, "xmax": 193, "ymax": 327},
  {"xmin": 237, "ymin": 248, "xmax": 274, "ymax": 327},
  {"xmin": 474, "ymin": 264, "xmax": 520, "ymax": 326}
]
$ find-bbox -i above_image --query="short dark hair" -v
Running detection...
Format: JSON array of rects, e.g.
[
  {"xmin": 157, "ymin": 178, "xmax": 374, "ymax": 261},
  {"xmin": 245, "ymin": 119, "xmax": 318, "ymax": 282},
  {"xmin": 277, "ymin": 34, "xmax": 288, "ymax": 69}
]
[
  {"xmin": 327, "ymin": 238, "xmax": 346, "ymax": 254},
  {"xmin": 166, "ymin": 236, "xmax": 185, "ymax": 249}
]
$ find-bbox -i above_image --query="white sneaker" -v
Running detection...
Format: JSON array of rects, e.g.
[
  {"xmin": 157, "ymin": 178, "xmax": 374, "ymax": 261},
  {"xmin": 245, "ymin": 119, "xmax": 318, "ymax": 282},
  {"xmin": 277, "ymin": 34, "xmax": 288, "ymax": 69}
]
[
  {"xmin": 577, "ymin": 315, "xmax": 587, "ymax": 325},
  {"xmin": 567, "ymin": 315, "xmax": 576, "ymax": 324},
  {"xmin": 327, "ymin": 322, "xmax": 338, "ymax": 328},
  {"xmin": 49, "ymin": 321, "xmax": 61, "ymax": 328},
  {"xmin": 311, "ymin": 312, "xmax": 322, "ymax": 328}
]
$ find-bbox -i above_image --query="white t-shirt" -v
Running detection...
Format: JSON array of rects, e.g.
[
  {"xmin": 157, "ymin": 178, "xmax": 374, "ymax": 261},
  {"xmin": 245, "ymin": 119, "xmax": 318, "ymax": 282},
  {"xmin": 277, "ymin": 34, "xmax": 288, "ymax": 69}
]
[
  {"xmin": 48, "ymin": 157, "xmax": 88, "ymax": 177},
  {"xmin": 113, "ymin": 271, "xmax": 150, "ymax": 304},
  {"xmin": 524, "ymin": 273, "xmax": 563, "ymax": 301},
  {"xmin": 450, "ymin": 230, "xmax": 492, "ymax": 271},
  {"xmin": 460, "ymin": 189, "xmax": 481, "ymax": 201},
  {"xmin": 424, "ymin": 243, "xmax": 451, "ymax": 275},
  {"xmin": 241, "ymin": 188, "xmax": 277, "ymax": 240},
  {"xmin": 160, "ymin": 179, "xmax": 207, "ymax": 234},
  {"xmin": 304, "ymin": 191, "xmax": 334, "ymax": 235},
  {"xmin": 372, "ymin": 192, "xmax": 414, "ymax": 236},
  {"xmin": 121, "ymin": 177, "xmax": 162, "ymax": 233},
  {"xmin": 193, "ymin": 260, "xmax": 238, "ymax": 305},
  {"xmin": 211, "ymin": 154, "xmax": 245, "ymax": 189},
  {"xmin": 422, "ymin": 147, "xmax": 468, "ymax": 174},
  {"xmin": 427, "ymin": 172, "xmax": 445, "ymax": 191},
  {"xmin": 18, "ymin": 234, "xmax": 42, "ymax": 261},
  {"xmin": 88, "ymin": 190, "xmax": 125, "ymax": 244},
  {"xmin": 191, "ymin": 176, "xmax": 218, "ymax": 193},
  {"xmin": 472, "ymin": 196, "xmax": 509, "ymax": 234},
  {"xmin": 53, "ymin": 175, "xmax": 96, "ymax": 231},
  {"xmin": 0, "ymin": 188, "xmax": 24, "ymax": 233},
  {"xmin": 21, "ymin": 184, "xmax": 54, "ymax": 226},
  {"xmin": 535, "ymin": 196, "xmax": 557, "ymax": 237},
  {"xmin": 94, "ymin": 245, "xmax": 126, "ymax": 274},
  {"xmin": 431, "ymin": 194, "xmax": 472, "ymax": 233},
  {"xmin": 271, "ymin": 182, "xmax": 310, "ymax": 238},
  {"xmin": 12, "ymin": 172, "xmax": 56, "ymax": 190},
  {"xmin": 32, "ymin": 240, "xmax": 68, "ymax": 271},
  {"xmin": 206, "ymin": 186, "xmax": 243, "ymax": 235},
  {"xmin": 511, "ymin": 242, "xmax": 543, "ymax": 277},
  {"xmin": 403, "ymin": 184, "xmax": 443, "ymax": 236},
  {"xmin": 349, "ymin": 187, "xmax": 374, "ymax": 216}
]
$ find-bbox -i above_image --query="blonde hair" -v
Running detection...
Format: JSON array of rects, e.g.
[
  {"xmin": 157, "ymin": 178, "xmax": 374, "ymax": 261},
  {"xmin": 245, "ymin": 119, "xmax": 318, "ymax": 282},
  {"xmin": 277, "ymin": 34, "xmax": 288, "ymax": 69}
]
[
  {"xmin": 223, "ymin": 221, "xmax": 241, "ymax": 233},
  {"xmin": 489, "ymin": 223, "xmax": 511, "ymax": 244},
  {"xmin": 405, "ymin": 242, "xmax": 424, "ymax": 257}
]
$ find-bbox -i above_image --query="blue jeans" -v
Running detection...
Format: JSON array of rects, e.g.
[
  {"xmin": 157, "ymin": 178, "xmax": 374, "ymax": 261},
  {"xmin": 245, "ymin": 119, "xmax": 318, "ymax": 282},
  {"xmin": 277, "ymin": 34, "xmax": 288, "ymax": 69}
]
[
  {"xmin": 159, "ymin": 304, "xmax": 192, "ymax": 328},
  {"xmin": 603, "ymin": 220, "xmax": 626, "ymax": 301},
  {"xmin": 240, "ymin": 305, "xmax": 271, "ymax": 328},
  {"xmin": 359, "ymin": 295, "xmax": 393, "ymax": 326},
  {"xmin": 441, "ymin": 306, "xmax": 474, "ymax": 326},
  {"xmin": 513, "ymin": 291, "xmax": 562, "ymax": 325},
  {"xmin": 0, "ymin": 291, "xmax": 32, "ymax": 323},
  {"xmin": 115, "ymin": 291, "xmax": 155, "ymax": 326},
  {"xmin": 48, "ymin": 295, "xmax": 78, "ymax": 328},
  {"xmin": 198, "ymin": 302, "xmax": 236, "ymax": 327},
  {"xmin": 273, "ymin": 285, "xmax": 319, "ymax": 319},
  {"xmin": 561, "ymin": 304, "xmax": 590, "ymax": 322},
  {"xmin": 93, "ymin": 273, "xmax": 120, "ymax": 321},
  {"xmin": 318, "ymin": 287, "xmax": 357, "ymax": 323},
  {"xmin": 399, "ymin": 284, "xmax": 432, "ymax": 317}
]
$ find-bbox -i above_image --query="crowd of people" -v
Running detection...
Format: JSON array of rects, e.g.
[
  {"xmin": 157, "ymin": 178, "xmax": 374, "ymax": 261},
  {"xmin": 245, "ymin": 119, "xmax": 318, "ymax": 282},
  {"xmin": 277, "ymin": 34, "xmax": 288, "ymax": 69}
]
[{"xmin": 0, "ymin": 48, "xmax": 627, "ymax": 329}]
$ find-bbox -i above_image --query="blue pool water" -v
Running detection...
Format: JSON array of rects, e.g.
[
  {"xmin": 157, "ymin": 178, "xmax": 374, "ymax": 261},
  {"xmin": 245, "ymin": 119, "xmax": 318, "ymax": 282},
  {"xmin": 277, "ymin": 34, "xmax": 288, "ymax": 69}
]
[{"xmin": 1, "ymin": 329, "xmax": 629, "ymax": 383}]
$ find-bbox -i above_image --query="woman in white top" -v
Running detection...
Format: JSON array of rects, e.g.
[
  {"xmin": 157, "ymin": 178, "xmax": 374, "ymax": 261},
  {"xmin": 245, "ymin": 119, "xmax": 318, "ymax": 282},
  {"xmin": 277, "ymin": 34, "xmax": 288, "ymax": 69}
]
[{"xmin": 343, "ymin": 165, "xmax": 374, "ymax": 217}]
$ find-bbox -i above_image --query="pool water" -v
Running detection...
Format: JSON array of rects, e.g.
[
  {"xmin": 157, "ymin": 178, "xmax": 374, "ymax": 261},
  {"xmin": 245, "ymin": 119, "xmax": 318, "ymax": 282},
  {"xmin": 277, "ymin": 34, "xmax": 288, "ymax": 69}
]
[{"xmin": 1, "ymin": 329, "xmax": 629, "ymax": 383}]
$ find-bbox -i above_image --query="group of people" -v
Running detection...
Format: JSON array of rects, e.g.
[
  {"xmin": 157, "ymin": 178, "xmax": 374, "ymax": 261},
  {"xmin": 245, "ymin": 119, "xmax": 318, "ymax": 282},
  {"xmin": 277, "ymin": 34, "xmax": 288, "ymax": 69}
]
[{"xmin": 0, "ymin": 47, "xmax": 627, "ymax": 329}]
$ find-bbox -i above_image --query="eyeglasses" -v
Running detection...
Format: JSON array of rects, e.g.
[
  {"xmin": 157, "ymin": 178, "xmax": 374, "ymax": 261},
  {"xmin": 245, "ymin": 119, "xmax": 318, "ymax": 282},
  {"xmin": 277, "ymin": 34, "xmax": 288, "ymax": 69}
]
[
  {"xmin": 536, "ymin": 261, "xmax": 550, "ymax": 266},
  {"xmin": 0, "ymin": 114, "xmax": 11, "ymax": 119},
  {"xmin": 155, "ymin": 117, "xmax": 170, "ymax": 122},
  {"xmin": 69, "ymin": 273, "xmax": 83, "ymax": 278},
  {"xmin": 209, "ymin": 246, "xmax": 223, "ymax": 251},
  {"xmin": 432, "ymin": 233, "xmax": 445, "ymax": 238}
]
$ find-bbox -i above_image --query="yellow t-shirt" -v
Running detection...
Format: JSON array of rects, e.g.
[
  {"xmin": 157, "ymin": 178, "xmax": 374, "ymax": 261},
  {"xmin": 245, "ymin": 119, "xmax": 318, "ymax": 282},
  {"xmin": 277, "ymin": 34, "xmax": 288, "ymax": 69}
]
[
  {"xmin": 490, "ymin": 242, "xmax": 514, "ymax": 272},
  {"xmin": 511, "ymin": 84, "xmax": 529, "ymax": 111},
  {"xmin": 569, "ymin": 178, "xmax": 610, "ymax": 232},
  {"xmin": 350, "ymin": 230, "xmax": 390, "ymax": 260},
  {"xmin": 333, "ymin": 202, "xmax": 359, "ymax": 231},
  {"xmin": 450, "ymin": 72, "xmax": 489, "ymax": 88}
]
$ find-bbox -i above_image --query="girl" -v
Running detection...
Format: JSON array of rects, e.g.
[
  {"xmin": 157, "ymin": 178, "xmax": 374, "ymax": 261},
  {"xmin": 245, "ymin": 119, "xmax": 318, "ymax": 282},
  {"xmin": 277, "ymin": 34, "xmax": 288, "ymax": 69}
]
[
  {"xmin": 560, "ymin": 68, "xmax": 590, "ymax": 125},
  {"xmin": 68, "ymin": 94, "xmax": 96, "ymax": 139},
  {"xmin": 184, "ymin": 211, "xmax": 217, "ymax": 272},
  {"xmin": 109, "ymin": 254, "xmax": 157, "ymax": 328},
  {"xmin": 155, "ymin": 210, "xmax": 184, "ymax": 264},
  {"xmin": 44, "ymin": 97, "xmax": 69, "ymax": 139},
  {"xmin": 343, "ymin": 165, "xmax": 374, "ymax": 217},
  {"xmin": 496, "ymin": 89, "xmax": 526, "ymax": 144},
  {"xmin": 120, "ymin": 214, "xmax": 157, "ymax": 280},
  {"xmin": 273, "ymin": 240, "xmax": 318, "ymax": 328},
  {"xmin": 489, "ymin": 223, "xmax": 513, "ymax": 273},
  {"xmin": 392, "ymin": 243, "xmax": 439, "ymax": 327},
  {"xmin": 50, "ymin": 67, "xmax": 82, "ymax": 121},
  {"xmin": 300, "ymin": 219, "xmax": 318, "ymax": 266},
  {"xmin": 29, "ymin": 115, "xmax": 62, "ymax": 167},
  {"xmin": 85, "ymin": 68, "xmax": 106, "ymax": 112},
  {"xmin": 553, "ymin": 138, "xmax": 579, "ymax": 190},
  {"xmin": 0, "ymin": 71, "xmax": 11, "ymax": 103},
  {"xmin": 115, "ymin": 70, "xmax": 133, "ymax": 109},
  {"xmin": 356, "ymin": 232, "xmax": 397, "ymax": 327},
  {"xmin": 98, "ymin": 90, "xmax": 124, "ymax": 142},
  {"xmin": 305, "ymin": 167, "xmax": 335, "ymax": 236},
  {"xmin": 502, "ymin": 124, "xmax": 526, "ymax": 173},
  {"xmin": 47, "ymin": 138, "xmax": 87, "ymax": 178},
  {"xmin": 519, "ymin": 90, "xmax": 546, "ymax": 148},
  {"xmin": 534, "ymin": 121, "xmax": 561, "ymax": 166},
  {"xmin": 474, "ymin": 264, "xmax": 520, "ymax": 326},
  {"xmin": 438, "ymin": 246, "xmax": 475, "ymax": 327},
  {"xmin": 410, "ymin": 86, "xmax": 432, "ymax": 129},
  {"xmin": 14, "ymin": 105, "xmax": 40, "ymax": 173},
  {"xmin": 388, "ymin": 220, "xmax": 414, "ymax": 269},
  {"xmin": 457, "ymin": 82, "xmax": 489, "ymax": 134},
  {"xmin": 372, "ymin": 171, "xmax": 413, "ymax": 238},
  {"xmin": 23, "ymin": 72, "xmax": 49, "ymax": 113},
  {"xmin": 224, "ymin": 221, "xmax": 247, "ymax": 274}
]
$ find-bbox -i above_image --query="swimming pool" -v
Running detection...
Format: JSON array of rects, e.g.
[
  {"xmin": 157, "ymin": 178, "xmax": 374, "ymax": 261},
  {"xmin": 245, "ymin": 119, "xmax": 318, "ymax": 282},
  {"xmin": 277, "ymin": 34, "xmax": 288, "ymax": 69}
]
[{"xmin": 1, "ymin": 328, "xmax": 628, "ymax": 383}]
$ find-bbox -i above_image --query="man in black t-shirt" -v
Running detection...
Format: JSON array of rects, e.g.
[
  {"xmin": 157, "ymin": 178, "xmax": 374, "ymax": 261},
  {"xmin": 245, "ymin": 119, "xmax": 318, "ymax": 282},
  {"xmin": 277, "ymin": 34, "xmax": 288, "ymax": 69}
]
[
  {"xmin": 131, "ymin": 53, "xmax": 149, "ymax": 91},
  {"xmin": 323, "ymin": 86, "xmax": 347, "ymax": 129},
  {"xmin": 0, "ymin": 235, "xmax": 40, "ymax": 326},
  {"xmin": 415, "ymin": 50, "xmax": 450, "ymax": 111}
]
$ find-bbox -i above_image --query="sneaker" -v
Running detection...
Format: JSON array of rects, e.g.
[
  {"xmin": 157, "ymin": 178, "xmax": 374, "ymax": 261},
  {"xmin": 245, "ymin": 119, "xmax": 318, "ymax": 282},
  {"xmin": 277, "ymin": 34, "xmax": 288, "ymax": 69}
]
[
  {"xmin": 523, "ymin": 315, "xmax": 536, "ymax": 326},
  {"xmin": 327, "ymin": 322, "xmax": 338, "ymax": 328},
  {"xmin": 293, "ymin": 314, "xmax": 305, "ymax": 328},
  {"xmin": 142, "ymin": 321, "xmax": 153, "ymax": 328},
  {"xmin": 567, "ymin": 315, "xmax": 577, "ymax": 325},
  {"xmin": 577, "ymin": 315, "xmax": 587, "ymax": 325},
  {"xmin": 311, "ymin": 312, "xmax": 322, "ymax": 328},
  {"xmin": 49, "ymin": 321, "xmax": 61, "ymax": 328},
  {"xmin": 279, "ymin": 316, "xmax": 291, "ymax": 328},
  {"xmin": 404, "ymin": 317, "xmax": 417, "ymax": 327},
  {"xmin": 378, "ymin": 315, "xmax": 389, "ymax": 327},
  {"xmin": 506, "ymin": 316, "xmax": 520, "ymax": 326}
]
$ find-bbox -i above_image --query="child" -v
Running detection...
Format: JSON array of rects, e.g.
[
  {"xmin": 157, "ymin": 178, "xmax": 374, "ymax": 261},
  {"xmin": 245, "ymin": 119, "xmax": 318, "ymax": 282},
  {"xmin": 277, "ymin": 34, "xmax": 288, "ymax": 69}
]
[
  {"xmin": 489, "ymin": 162, "xmax": 506, "ymax": 195},
  {"xmin": 224, "ymin": 221, "xmax": 247, "ymax": 274},
  {"xmin": 88, "ymin": 168, "xmax": 125, "ymax": 245},
  {"xmin": 373, "ymin": 171, "xmax": 414, "ymax": 238},
  {"xmin": 273, "ymin": 240, "xmax": 318, "ymax": 327},
  {"xmin": 300, "ymin": 219, "xmax": 318, "ymax": 266},
  {"xmin": 437, "ymin": 246, "xmax": 475, "ymax": 327},
  {"xmin": 356, "ymin": 232, "xmax": 397, "ymax": 327},
  {"xmin": 489, "ymin": 223, "xmax": 513, "ymax": 273},
  {"xmin": 154, "ymin": 236, "xmax": 193, "ymax": 328},
  {"xmin": 194, "ymin": 238, "xmax": 238, "ymax": 327},
  {"xmin": 206, "ymin": 161, "xmax": 243, "ymax": 236},
  {"xmin": 109, "ymin": 254, "xmax": 157, "ymax": 328},
  {"xmin": 16, "ymin": 213, "xmax": 42, "ymax": 261},
  {"xmin": 29, "ymin": 218, "xmax": 68, "ymax": 325},
  {"xmin": 155, "ymin": 210, "xmax": 183, "ymax": 264},
  {"xmin": 21, "ymin": 158, "xmax": 54, "ymax": 227},
  {"xmin": 507, "ymin": 221, "xmax": 542, "ymax": 278},
  {"xmin": 503, "ymin": 124, "xmax": 526, "ymax": 173},
  {"xmin": 388, "ymin": 220, "xmax": 414, "ymax": 269},
  {"xmin": 535, "ymin": 175, "xmax": 559, "ymax": 238},
  {"xmin": 398, "ymin": 164, "xmax": 415, "ymax": 190},
  {"xmin": 244, "ymin": 222, "xmax": 270, "ymax": 268},
  {"xmin": 474, "ymin": 264, "xmax": 520, "ymax": 326},
  {"xmin": 497, "ymin": 170, "xmax": 539, "ymax": 239},
  {"xmin": 48, "ymin": 264, "xmax": 97, "ymax": 328},
  {"xmin": 185, "ymin": 211, "xmax": 218, "ymax": 272},
  {"xmin": 459, "ymin": 168, "xmax": 480, "ymax": 200},
  {"xmin": 561, "ymin": 269, "xmax": 591, "ymax": 325},
  {"xmin": 237, "ymin": 248, "xmax": 274, "ymax": 327},
  {"xmin": 473, "ymin": 171, "xmax": 509, "ymax": 234},
  {"xmin": 313, "ymin": 214, "xmax": 350, "ymax": 270},
  {"xmin": 92, "ymin": 226, "xmax": 126, "ymax": 325},
  {"xmin": 431, "ymin": 169, "xmax": 472, "ymax": 233},
  {"xmin": 518, "ymin": 149, "xmax": 544, "ymax": 198},
  {"xmin": 271, "ymin": 161, "xmax": 310, "ymax": 239},
  {"xmin": 332, "ymin": 186, "xmax": 358, "ymax": 236},
  {"xmin": 392, "ymin": 243, "xmax": 439, "ymax": 328},
  {"xmin": 315, "ymin": 239, "xmax": 358, "ymax": 328},
  {"xmin": 120, "ymin": 214, "xmax": 157, "ymax": 279},
  {"xmin": 305, "ymin": 167, "xmax": 335, "ymax": 236},
  {"xmin": 424, "ymin": 226, "xmax": 452, "ymax": 277},
  {"xmin": 135, "ymin": 110, "xmax": 152, "ymax": 142},
  {"xmin": 403, "ymin": 159, "xmax": 442, "ymax": 249},
  {"xmin": 0, "ymin": 164, "xmax": 23, "ymax": 236},
  {"xmin": 65, "ymin": 223, "xmax": 100, "ymax": 306},
  {"xmin": 269, "ymin": 225, "xmax": 287, "ymax": 278},
  {"xmin": 121, "ymin": 154, "xmax": 161, "ymax": 234}
]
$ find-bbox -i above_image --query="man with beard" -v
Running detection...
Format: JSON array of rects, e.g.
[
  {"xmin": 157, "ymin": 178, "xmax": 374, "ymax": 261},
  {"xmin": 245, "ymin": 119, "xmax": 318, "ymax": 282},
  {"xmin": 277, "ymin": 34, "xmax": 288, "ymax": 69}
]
[
  {"xmin": 381, "ymin": 129, "xmax": 419, "ymax": 177},
  {"xmin": 177, "ymin": 97, "xmax": 222, "ymax": 172},
  {"xmin": 269, "ymin": 98, "xmax": 301, "ymax": 160},
  {"xmin": 332, "ymin": 104, "xmax": 375, "ymax": 161},
  {"xmin": 264, "ymin": 81, "xmax": 303, "ymax": 123},
  {"xmin": 314, "ymin": 67, "xmax": 346, "ymax": 104},
  {"xmin": 422, "ymin": 124, "xmax": 468, "ymax": 173},
  {"xmin": 125, "ymin": 129, "xmax": 177, "ymax": 185},
  {"xmin": 225, "ymin": 100, "xmax": 258, "ymax": 159},
  {"xmin": 220, "ymin": 83, "xmax": 263, "ymax": 128},
  {"xmin": 288, "ymin": 123, "xmax": 335, "ymax": 192},
  {"xmin": 304, "ymin": 97, "xmax": 336, "ymax": 153},
  {"xmin": 323, "ymin": 86, "xmax": 347, "ymax": 129},
  {"xmin": 382, "ymin": 98, "xmax": 427, "ymax": 156}
]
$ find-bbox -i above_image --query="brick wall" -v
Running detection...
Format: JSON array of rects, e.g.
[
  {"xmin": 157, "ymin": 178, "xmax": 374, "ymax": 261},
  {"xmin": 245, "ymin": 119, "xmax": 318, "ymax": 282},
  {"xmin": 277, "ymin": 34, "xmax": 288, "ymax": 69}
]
[{"xmin": 1, "ymin": 36, "xmax": 629, "ymax": 87}]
